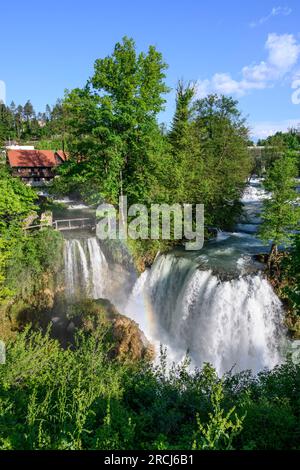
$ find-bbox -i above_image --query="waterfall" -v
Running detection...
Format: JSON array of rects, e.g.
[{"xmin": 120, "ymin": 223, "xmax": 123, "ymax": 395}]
[
  {"xmin": 62, "ymin": 179, "xmax": 287, "ymax": 375},
  {"xmin": 125, "ymin": 270, "xmax": 152, "ymax": 336},
  {"xmin": 87, "ymin": 238, "xmax": 108, "ymax": 299},
  {"xmin": 126, "ymin": 252, "xmax": 286, "ymax": 375},
  {"xmin": 64, "ymin": 238, "xmax": 108, "ymax": 299}
]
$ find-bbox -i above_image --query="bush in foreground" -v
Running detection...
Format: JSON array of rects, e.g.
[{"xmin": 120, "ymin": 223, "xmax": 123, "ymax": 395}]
[{"xmin": 0, "ymin": 328, "xmax": 299, "ymax": 450}]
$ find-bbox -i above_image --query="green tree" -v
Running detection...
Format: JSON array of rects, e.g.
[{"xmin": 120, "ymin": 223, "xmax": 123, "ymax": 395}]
[
  {"xmin": 0, "ymin": 103, "xmax": 14, "ymax": 144},
  {"xmin": 167, "ymin": 81, "xmax": 204, "ymax": 205},
  {"xmin": 0, "ymin": 168, "xmax": 37, "ymax": 230},
  {"xmin": 23, "ymin": 100, "xmax": 35, "ymax": 122},
  {"xmin": 57, "ymin": 37, "xmax": 169, "ymax": 205},
  {"xmin": 15, "ymin": 105, "xmax": 23, "ymax": 139},
  {"xmin": 259, "ymin": 154, "xmax": 300, "ymax": 261},
  {"xmin": 0, "ymin": 168, "xmax": 37, "ymax": 301},
  {"xmin": 169, "ymin": 80, "xmax": 195, "ymax": 149},
  {"xmin": 191, "ymin": 94, "xmax": 251, "ymax": 228}
]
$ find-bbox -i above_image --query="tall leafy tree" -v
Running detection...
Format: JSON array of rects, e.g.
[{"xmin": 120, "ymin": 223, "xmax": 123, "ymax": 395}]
[
  {"xmin": 0, "ymin": 103, "xmax": 14, "ymax": 144},
  {"xmin": 189, "ymin": 94, "xmax": 251, "ymax": 228},
  {"xmin": 168, "ymin": 81, "xmax": 204, "ymax": 204},
  {"xmin": 60, "ymin": 37, "xmax": 169, "ymax": 205},
  {"xmin": 169, "ymin": 80, "xmax": 195, "ymax": 150},
  {"xmin": 259, "ymin": 154, "xmax": 300, "ymax": 260},
  {"xmin": 15, "ymin": 105, "xmax": 23, "ymax": 139},
  {"xmin": 23, "ymin": 100, "xmax": 35, "ymax": 122}
]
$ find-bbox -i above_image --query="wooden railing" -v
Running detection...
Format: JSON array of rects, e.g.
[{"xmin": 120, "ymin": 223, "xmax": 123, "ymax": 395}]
[
  {"xmin": 52, "ymin": 218, "xmax": 94, "ymax": 231},
  {"xmin": 24, "ymin": 218, "xmax": 95, "ymax": 231}
]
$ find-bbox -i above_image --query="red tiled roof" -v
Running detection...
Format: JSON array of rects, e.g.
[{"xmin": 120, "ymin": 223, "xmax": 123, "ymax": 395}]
[
  {"xmin": 7, "ymin": 150, "xmax": 58, "ymax": 168},
  {"xmin": 55, "ymin": 150, "xmax": 68, "ymax": 161}
]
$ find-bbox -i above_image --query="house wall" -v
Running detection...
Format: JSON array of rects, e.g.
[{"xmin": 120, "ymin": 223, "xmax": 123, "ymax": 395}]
[{"xmin": 11, "ymin": 167, "xmax": 54, "ymax": 179}]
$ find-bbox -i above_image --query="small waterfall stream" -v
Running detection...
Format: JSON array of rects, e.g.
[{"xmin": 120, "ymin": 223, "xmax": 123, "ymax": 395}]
[{"xmin": 64, "ymin": 237, "xmax": 108, "ymax": 299}]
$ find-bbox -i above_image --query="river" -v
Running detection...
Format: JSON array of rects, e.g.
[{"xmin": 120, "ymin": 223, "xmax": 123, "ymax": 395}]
[{"xmin": 55, "ymin": 178, "xmax": 288, "ymax": 375}]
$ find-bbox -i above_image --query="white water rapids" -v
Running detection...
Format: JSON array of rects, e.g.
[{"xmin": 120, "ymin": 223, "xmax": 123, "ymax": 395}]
[
  {"xmin": 125, "ymin": 254, "xmax": 285, "ymax": 375},
  {"xmin": 62, "ymin": 178, "xmax": 286, "ymax": 375}
]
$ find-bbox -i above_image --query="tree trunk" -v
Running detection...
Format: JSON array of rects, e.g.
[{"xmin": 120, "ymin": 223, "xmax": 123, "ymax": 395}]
[{"xmin": 268, "ymin": 243, "xmax": 278, "ymax": 272}]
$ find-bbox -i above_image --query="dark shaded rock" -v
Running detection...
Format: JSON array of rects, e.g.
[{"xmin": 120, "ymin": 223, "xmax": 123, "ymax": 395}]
[{"xmin": 55, "ymin": 298, "xmax": 154, "ymax": 361}]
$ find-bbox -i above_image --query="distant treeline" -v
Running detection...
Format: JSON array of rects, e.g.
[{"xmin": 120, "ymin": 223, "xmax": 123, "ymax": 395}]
[
  {"xmin": 257, "ymin": 127, "xmax": 300, "ymax": 150},
  {"xmin": 0, "ymin": 99, "xmax": 65, "ymax": 144}
]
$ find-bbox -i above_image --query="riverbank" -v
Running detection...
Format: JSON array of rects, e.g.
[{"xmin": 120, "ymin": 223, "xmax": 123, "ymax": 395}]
[{"xmin": 255, "ymin": 249, "xmax": 300, "ymax": 339}]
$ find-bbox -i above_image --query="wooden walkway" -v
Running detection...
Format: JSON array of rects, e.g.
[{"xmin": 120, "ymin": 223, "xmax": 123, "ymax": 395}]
[{"xmin": 24, "ymin": 218, "xmax": 95, "ymax": 231}]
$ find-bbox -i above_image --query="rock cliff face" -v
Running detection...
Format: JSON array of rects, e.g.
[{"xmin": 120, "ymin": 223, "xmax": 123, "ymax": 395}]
[
  {"xmin": 1, "ymin": 263, "xmax": 153, "ymax": 362},
  {"xmin": 109, "ymin": 313, "xmax": 154, "ymax": 361},
  {"xmin": 52, "ymin": 298, "xmax": 154, "ymax": 361},
  {"xmin": 0, "ymin": 271, "xmax": 63, "ymax": 341},
  {"xmin": 1, "ymin": 294, "xmax": 154, "ymax": 362}
]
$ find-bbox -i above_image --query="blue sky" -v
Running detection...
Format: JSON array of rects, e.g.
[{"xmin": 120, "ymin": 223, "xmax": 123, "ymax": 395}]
[{"xmin": 1, "ymin": 0, "xmax": 300, "ymax": 139}]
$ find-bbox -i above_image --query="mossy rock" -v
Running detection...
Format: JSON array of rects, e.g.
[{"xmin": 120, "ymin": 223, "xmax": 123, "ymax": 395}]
[{"xmin": 65, "ymin": 298, "xmax": 154, "ymax": 361}]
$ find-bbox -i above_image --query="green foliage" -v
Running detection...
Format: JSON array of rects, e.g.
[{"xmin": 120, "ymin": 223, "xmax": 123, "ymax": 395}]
[
  {"xmin": 0, "ymin": 167, "xmax": 63, "ymax": 305},
  {"xmin": 281, "ymin": 234, "xmax": 300, "ymax": 317},
  {"xmin": 256, "ymin": 129, "xmax": 300, "ymax": 175},
  {"xmin": 227, "ymin": 361, "xmax": 300, "ymax": 450},
  {"xmin": 259, "ymin": 155, "xmax": 300, "ymax": 250},
  {"xmin": 34, "ymin": 139, "xmax": 66, "ymax": 151},
  {"xmin": 52, "ymin": 43, "xmax": 250, "ymax": 235},
  {"xmin": 258, "ymin": 128, "xmax": 300, "ymax": 151},
  {"xmin": 258, "ymin": 155, "xmax": 300, "ymax": 334},
  {"xmin": 192, "ymin": 378, "xmax": 244, "ymax": 450},
  {"xmin": 0, "ymin": 168, "xmax": 38, "ymax": 301},
  {"xmin": 0, "ymin": 239, "xmax": 12, "ymax": 302},
  {"xmin": 5, "ymin": 228, "xmax": 64, "ymax": 299},
  {"xmin": 274, "ymin": 234, "xmax": 300, "ymax": 336},
  {"xmin": 167, "ymin": 82, "xmax": 204, "ymax": 206},
  {"xmin": 167, "ymin": 92, "xmax": 251, "ymax": 229},
  {"xmin": 54, "ymin": 37, "xmax": 169, "ymax": 206},
  {"xmin": 0, "ymin": 98, "xmax": 67, "ymax": 144},
  {"xmin": 0, "ymin": 330, "xmax": 299, "ymax": 450},
  {"xmin": 127, "ymin": 238, "xmax": 170, "ymax": 272},
  {"xmin": 193, "ymin": 95, "xmax": 251, "ymax": 228},
  {"xmin": 169, "ymin": 80, "xmax": 195, "ymax": 150},
  {"xmin": 0, "ymin": 329, "xmax": 127, "ymax": 450},
  {"xmin": 0, "ymin": 167, "xmax": 37, "ymax": 230}
]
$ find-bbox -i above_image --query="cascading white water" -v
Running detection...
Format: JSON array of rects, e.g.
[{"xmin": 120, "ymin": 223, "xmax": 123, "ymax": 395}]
[
  {"xmin": 126, "ymin": 253, "xmax": 285, "ymax": 375},
  {"xmin": 64, "ymin": 237, "xmax": 108, "ymax": 299},
  {"xmin": 87, "ymin": 238, "xmax": 108, "ymax": 298},
  {"xmin": 125, "ymin": 270, "xmax": 152, "ymax": 335},
  {"xmin": 125, "ymin": 178, "xmax": 286, "ymax": 375},
  {"xmin": 62, "ymin": 178, "xmax": 287, "ymax": 375}
]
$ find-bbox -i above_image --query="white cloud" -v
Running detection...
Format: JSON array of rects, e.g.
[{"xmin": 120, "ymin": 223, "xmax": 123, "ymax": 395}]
[
  {"xmin": 250, "ymin": 119, "xmax": 300, "ymax": 140},
  {"xmin": 211, "ymin": 73, "xmax": 246, "ymax": 96},
  {"xmin": 242, "ymin": 61, "xmax": 273, "ymax": 82},
  {"xmin": 267, "ymin": 33, "xmax": 300, "ymax": 70},
  {"xmin": 250, "ymin": 6, "xmax": 292, "ymax": 28},
  {"xmin": 0, "ymin": 80, "xmax": 6, "ymax": 104},
  {"xmin": 241, "ymin": 33, "xmax": 300, "ymax": 84},
  {"xmin": 196, "ymin": 33, "xmax": 300, "ymax": 100},
  {"xmin": 196, "ymin": 73, "xmax": 266, "ymax": 98}
]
